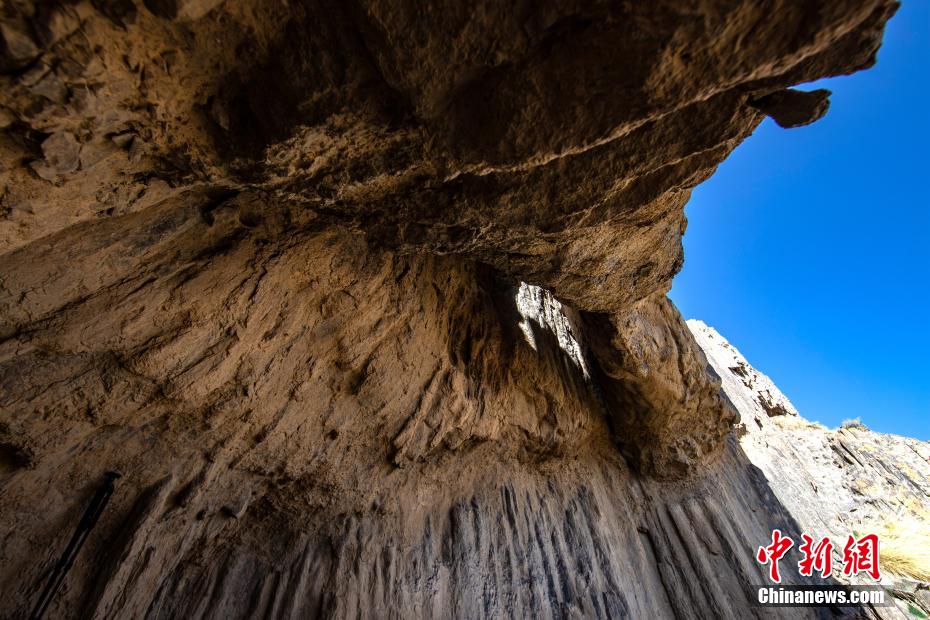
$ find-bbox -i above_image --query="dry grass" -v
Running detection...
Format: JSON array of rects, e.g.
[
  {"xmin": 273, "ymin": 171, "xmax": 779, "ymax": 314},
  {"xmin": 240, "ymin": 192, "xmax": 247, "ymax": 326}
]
[
  {"xmin": 772, "ymin": 415, "xmax": 825, "ymax": 431},
  {"xmin": 841, "ymin": 417, "xmax": 868, "ymax": 431},
  {"xmin": 875, "ymin": 511, "xmax": 930, "ymax": 583}
]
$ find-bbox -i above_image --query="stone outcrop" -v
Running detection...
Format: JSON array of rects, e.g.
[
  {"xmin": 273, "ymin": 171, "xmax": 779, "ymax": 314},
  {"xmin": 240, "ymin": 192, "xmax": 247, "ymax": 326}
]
[
  {"xmin": 690, "ymin": 320, "xmax": 930, "ymax": 617},
  {"xmin": 0, "ymin": 0, "xmax": 914, "ymax": 618},
  {"xmin": 750, "ymin": 89, "xmax": 833, "ymax": 129}
]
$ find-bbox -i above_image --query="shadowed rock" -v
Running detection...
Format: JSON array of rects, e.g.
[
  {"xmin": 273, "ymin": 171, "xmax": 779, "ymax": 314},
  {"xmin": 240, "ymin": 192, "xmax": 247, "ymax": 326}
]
[
  {"xmin": 751, "ymin": 89, "xmax": 833, "ymax": 128},
  {"xmin": 0, "ymin": 0, "xmax": 910, "ymax": 617}
]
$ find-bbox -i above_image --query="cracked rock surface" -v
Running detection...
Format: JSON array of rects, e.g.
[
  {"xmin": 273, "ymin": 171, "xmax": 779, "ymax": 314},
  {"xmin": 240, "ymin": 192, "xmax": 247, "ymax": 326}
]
[
  {"xmin": 0, "ymin": 0, "xmax": 913, "ymax": 618},
  {"xmin": 690, "ymin": 320, "xmax": 930, "ymax": 618}
]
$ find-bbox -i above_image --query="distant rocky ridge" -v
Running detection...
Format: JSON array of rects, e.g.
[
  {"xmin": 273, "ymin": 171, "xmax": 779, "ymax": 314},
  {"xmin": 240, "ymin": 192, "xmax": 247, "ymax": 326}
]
[{"xmin": 690, "ymin": 319, "xmax": 930, "ymax": 616}]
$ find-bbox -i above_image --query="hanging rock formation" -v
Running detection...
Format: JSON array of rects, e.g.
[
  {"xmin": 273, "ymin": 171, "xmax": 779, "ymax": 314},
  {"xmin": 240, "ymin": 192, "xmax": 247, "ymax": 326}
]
[{"xmin": 0, "ymin": 0, "xmax": 914, "ymax": 618}]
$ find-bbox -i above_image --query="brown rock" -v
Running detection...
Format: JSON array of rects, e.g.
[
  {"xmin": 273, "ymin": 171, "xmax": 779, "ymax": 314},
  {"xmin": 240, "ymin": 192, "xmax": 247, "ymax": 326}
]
[
  {"xmin": 0, "ymin": 1, "xmax": 908, "ymax": 617},
  {"xmin": 39, "ymin": 131, "xmax": 81, "ymax": 173},
  {"xmin": 751, "ymin": 89, "xmax": 833, "ymax": 128},
  {"xmin": 0, "ymin": 17, "xmax": 39, "ymax": 72}
]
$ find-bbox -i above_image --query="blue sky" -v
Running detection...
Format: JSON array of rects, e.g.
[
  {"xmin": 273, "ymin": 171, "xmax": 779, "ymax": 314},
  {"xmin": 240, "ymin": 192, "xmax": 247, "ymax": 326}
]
[{"xmin": 670, "ymin": 1, "xmax": 929, "ymax": 439}]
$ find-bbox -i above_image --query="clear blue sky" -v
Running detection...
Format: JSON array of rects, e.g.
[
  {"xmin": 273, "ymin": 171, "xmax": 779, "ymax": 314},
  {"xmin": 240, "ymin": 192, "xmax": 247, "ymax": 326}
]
[{"xmin": 670, "ymin": 1, "xmax": 929, "ymax": 440}]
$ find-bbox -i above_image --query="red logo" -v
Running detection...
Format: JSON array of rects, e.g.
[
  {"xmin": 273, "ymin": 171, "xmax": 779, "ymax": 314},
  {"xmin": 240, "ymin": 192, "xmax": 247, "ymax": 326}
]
[
  {"xmin": 757, "ymin": 529, "xmax": 794, "ymax": 583},
  {"xmin": 757, "ymin": 531, "xmax": 880, "ymax": 583},
  {"xmin": 842, "ymin": 534, "xmax": 881, "ymax": 580},
  {"xmin": 798, "ymin": 534, "xmax": 833, "ymax": 577}
]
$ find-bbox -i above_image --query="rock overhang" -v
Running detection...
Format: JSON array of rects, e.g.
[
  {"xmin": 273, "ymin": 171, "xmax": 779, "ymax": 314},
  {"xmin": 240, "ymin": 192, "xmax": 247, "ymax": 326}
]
[{"xmin": 0, "ymin": 2, "xmax": 908, "ymax": 616}]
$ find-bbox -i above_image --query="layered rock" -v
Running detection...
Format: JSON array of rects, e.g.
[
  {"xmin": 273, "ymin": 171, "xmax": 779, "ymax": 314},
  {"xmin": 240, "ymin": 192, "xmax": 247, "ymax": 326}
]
[
  {"xmin": 690, "ymin": 320, "xmax": 930, "ymax": 617},
  {"xmin": 0, "ymin": 0, "xmax": 911, "ymax": 618}
]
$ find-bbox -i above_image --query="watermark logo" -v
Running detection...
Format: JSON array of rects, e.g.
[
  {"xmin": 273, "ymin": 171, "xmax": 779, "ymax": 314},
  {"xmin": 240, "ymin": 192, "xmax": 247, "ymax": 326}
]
[
  {"xmin": 755, "ymin": 530, "xmax": 886, "ymax": 607},
  {"xmin": 756, "ymin": 529, "xmax": 794, "ymax": 583},
  {"xmin": 757, "ymin": 530, "xmax": 881, "ymax": 582},
  {"xmin": 756, "ymin": 585, "xmax": 887, "ymax": 607},
  {"xmin": 840, "ymin": 533, "xmax": 881, "ymax": 580},
  {"xmin": 798, "ymin": 533, "xmax": 833, "ymax": 578}
]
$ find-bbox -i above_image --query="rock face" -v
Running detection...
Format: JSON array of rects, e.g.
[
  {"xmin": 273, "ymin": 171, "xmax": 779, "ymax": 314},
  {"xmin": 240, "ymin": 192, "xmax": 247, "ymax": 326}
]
[
  {"xmin": 691, "ymin": 319, "xmax": 930, "ymax": 551},
  {"xmin": 0, "ymin": 0, "xmax": 914, "ymax": 618},
  {"xmin": 749, "ymin": 89, "xmax": 833, "ymax": 129},
  {"xmin": 689, "ymin": 320, "xmax": 930, "ymax": 617}
]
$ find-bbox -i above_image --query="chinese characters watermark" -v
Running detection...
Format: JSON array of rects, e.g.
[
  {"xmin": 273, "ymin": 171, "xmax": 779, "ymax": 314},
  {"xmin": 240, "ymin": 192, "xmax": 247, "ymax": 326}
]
[{"xmin": 756, "ymin": 530, "xmax": 881, "ymax": 583}]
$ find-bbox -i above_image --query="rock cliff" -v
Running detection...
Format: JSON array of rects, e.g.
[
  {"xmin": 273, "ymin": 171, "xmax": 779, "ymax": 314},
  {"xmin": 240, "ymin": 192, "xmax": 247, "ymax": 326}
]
[
  {"xmin": 689, "ymin": 320, "xmax": 930, "ymax": 617},
  {"xmin": 0, "ymin": 0, "xmax": 920, "ymax": 618}
]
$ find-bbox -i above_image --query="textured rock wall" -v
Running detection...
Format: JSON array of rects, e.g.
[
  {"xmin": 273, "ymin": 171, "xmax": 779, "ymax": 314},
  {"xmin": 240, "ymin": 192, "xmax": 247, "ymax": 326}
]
[
  {"xmin": 691, "ymin": 319, "xmax": 930, "ymax": 555},
  {"xmin": 0, "ymin": 0, "xmax": 906, "ymax": 617},
  {"xmin": 0, "ymin": 234, "xmax": 830, "ymax": 618},
  {"xmin": 690, "ymin": 320, "xmax": 930, "ymax": 617}
]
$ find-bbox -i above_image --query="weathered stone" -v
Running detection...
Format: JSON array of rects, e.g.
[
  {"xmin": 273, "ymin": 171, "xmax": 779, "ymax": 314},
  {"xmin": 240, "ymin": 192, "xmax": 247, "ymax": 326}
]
[
  {"xmin": 751, "ymin": 89, "xmax": 833, "ymax": 128},
  {"xmin": 691, "ymin": 320, "xmax": 930, "ymax": 617},
  {"xmin": 583, "ymin": 296, "xmax": 739, "ymax": 477},
  {"xmin": 40, "ymin": 131, "xmax": 81, "ymax": 173},
  {"xmin": 0, "ymin": 17, "xmax": 39, "ymax": 72},
  {"xmin": 0, "ymin": 1, "xmax": 914, "ymax": 617}
]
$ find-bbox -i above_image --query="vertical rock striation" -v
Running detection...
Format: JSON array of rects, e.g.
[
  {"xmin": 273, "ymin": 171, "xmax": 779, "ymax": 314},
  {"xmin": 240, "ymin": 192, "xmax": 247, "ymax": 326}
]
[
  {"xmin": 690, "ymin": 320, "xmax": 930, "ymax": 617},
  {"xmin": 0, "ymin": 0, "xmax": 911, "ymax": 617}
]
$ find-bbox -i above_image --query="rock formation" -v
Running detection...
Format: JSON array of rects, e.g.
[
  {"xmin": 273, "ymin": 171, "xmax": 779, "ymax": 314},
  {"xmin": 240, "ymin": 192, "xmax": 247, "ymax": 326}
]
[
  {"xmin": 690, "ymin": 320, "xmax": 930, "ymax": 617},
  {"xmin": 0, "ymin": 0, "xmax": 919, "ymax": 618}
]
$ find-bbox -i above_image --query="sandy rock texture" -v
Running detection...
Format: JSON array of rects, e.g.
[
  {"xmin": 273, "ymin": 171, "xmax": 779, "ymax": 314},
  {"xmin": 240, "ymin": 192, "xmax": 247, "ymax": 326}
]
[
  {"xmin": 0, "ymin": 0, "xmax": 908, "ymax": 618},
  {"xmin": 690, "ymin": 320, "xmax": 930, "ymax": 617},
  {"xmin": 690, "ymin": 319, "xmax": 930, "ymax": 538}
]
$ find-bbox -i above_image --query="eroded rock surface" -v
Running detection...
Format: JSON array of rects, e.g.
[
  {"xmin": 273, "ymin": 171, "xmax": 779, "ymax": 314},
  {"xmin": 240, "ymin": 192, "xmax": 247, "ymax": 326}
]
[
  {"xmin": 0, "ymin": 0, "xmax": 909, "ymax": 618},
  {"xmin": 750, "ymin": 89, "xmax": 833, "ymax": 129},
  {"xmin": 690, "ymin": 320, "xmax": 930, "ymax": 617}
]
